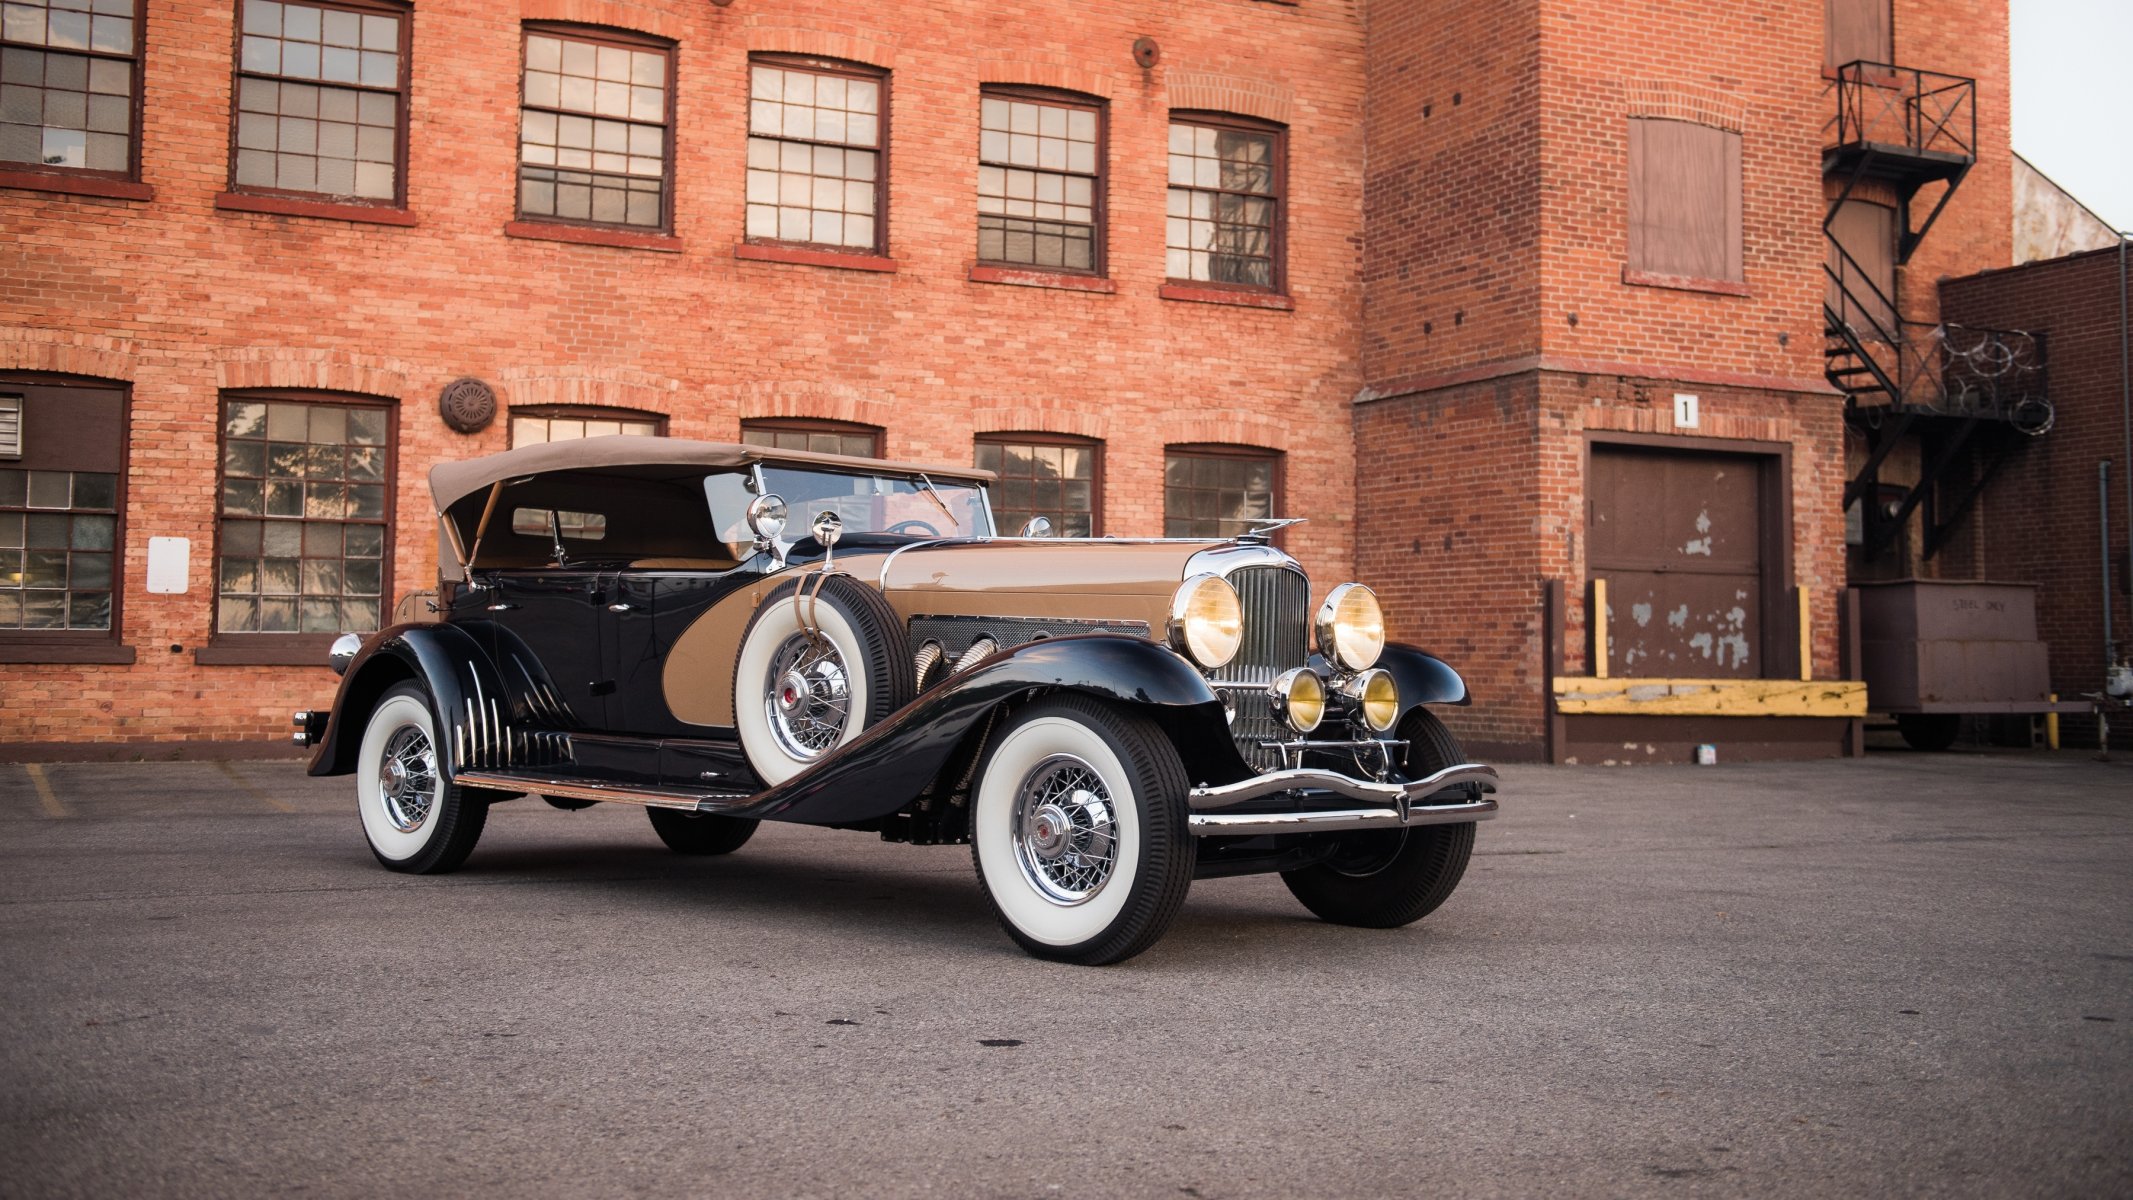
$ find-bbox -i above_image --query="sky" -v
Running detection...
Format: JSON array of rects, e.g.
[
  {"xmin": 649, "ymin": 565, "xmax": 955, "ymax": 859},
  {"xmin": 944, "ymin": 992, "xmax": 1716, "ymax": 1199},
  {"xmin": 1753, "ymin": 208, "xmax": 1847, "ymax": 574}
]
[{"xmin": 2011, "ymin": 0, "xmax": 2133, "ymax": 231}]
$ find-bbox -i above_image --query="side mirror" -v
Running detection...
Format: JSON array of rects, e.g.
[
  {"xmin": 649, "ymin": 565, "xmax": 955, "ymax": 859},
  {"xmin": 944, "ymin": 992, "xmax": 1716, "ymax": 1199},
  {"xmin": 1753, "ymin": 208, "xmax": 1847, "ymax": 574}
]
[
  {"xmin": 811, "ymin": 510, "xmax": 843, "ymax": 547},
  {"xmin": 1017, "ymin": 515, "xmax": 1053, "ymax": 538}
]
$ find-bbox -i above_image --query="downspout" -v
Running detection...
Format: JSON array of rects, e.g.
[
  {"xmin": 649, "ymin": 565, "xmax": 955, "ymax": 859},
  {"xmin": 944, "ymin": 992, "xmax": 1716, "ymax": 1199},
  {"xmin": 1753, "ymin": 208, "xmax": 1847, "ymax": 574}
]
[{"xmin": 2119, "ymin": 231, "xmax": 2130, "ymax": 670}]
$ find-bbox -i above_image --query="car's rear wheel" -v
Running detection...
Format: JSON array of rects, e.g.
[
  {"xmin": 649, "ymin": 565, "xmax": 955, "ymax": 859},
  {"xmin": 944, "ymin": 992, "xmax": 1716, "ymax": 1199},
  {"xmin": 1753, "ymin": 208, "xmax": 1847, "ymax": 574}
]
[
  {"xmin": 1280, "ymin": 709, "xmax": 1475, "ymax": 928},
  {"xmin": 1896, "ymin": 712, "xmax": 1962, "ymax": 751},
  {"xmin": 969, "ymin": 696, "xmax": 1196, "ymax": 965},
  {"xmin": 733, "ymin": 575, "xmax": 913, "ymax": 785},
  {"xmin": 356, "ymin": 682, "xmax": 488, "ymax": 874},
  {"xmin": 646, "ymin": 807, "xmax": 758, "ymax": 855}
]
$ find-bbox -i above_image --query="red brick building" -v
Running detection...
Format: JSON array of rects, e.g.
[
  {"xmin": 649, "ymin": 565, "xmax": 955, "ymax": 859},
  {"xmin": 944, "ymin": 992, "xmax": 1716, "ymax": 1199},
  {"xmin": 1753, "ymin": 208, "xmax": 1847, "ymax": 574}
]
[{"xmin": 0, "ymin": 0, "xmax": 2024, "ymax": 760}]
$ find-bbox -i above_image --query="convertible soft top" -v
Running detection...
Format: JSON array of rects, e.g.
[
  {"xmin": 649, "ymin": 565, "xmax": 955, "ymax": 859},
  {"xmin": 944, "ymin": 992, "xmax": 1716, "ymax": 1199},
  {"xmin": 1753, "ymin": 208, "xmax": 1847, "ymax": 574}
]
[{"xmin": 427, "ymin": 435, "xmax": 995, "ymax": 512}]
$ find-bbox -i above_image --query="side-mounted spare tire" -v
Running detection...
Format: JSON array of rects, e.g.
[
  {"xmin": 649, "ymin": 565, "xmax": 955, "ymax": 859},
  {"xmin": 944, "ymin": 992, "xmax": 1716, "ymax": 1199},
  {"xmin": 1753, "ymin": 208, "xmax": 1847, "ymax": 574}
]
[{"xmin": 732, "ymin": 573, "xmax": 915, "ymax": 785}]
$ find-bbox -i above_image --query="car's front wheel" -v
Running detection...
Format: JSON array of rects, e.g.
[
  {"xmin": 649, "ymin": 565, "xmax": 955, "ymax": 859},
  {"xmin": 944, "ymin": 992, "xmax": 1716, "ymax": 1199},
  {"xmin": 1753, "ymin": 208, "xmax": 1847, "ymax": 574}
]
[
  {"xmin": 1280, "ymin": 709, "xmax": 1476, "ymax": 928},
  {"xmin": 969, "ymin": 696, "xmax": 1196, "ymax": 965},
  {"xmin": 355, "ymin": 682, "xmax": 488, "ymax": 874}
]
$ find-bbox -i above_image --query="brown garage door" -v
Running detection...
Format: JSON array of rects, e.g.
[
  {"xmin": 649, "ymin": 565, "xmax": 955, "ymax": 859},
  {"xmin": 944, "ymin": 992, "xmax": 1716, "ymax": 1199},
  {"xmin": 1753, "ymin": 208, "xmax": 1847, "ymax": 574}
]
[{"xmin": 1589, "ymin": 444, "xmax": 1770, "ymax": 679}]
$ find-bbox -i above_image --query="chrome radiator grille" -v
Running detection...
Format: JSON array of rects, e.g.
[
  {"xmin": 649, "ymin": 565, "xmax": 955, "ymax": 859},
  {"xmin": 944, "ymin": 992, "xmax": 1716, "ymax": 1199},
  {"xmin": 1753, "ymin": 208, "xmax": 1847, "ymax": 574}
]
[{"xmin": 1225, "ymin": 566, "xmax": 1310, "ymax": 773}]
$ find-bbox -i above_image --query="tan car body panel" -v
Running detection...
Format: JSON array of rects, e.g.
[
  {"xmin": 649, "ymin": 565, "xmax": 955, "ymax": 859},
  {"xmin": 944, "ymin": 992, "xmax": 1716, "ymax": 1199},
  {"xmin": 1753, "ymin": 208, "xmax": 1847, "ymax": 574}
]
[{"xmin": 660, "ymin": 540, "xmax": 1216, "ymax": 728}]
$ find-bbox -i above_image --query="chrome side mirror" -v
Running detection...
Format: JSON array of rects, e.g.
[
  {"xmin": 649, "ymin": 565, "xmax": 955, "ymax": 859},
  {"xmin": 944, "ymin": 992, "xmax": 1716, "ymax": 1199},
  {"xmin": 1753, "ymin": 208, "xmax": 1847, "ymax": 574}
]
[
  {"xmin": 1017, "ymin": 515, "xmax": 1053, "ymax": 538},
  {"xmin": 746, "ymin": 493, "xmax": 789, "ymax": 563},
  {"xmin": 811, "ymin": 510, "xmax": 843, "ymax": 547},
  {"xmin": 328, "ymin": 632, "xmax": 362, "ymax": 676}
]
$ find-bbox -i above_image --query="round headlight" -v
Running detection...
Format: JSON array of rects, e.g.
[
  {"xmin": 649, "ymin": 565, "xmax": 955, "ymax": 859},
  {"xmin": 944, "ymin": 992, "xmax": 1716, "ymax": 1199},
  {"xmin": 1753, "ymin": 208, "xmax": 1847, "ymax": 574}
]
[
  {"xmin": 1269, "ymin": 667, "xmax": 1326, "ymax": 734},
  {"xmin": 1342, "ymin": 667, "xmax": 1399, "ymax": 733},
  {"xmin": 1168, "ymin": 573, "xmax": 1243, "ymax": 669},
  {"xmin": 1316, "ymin": 583, "xmax": 1386, "ymax": 672}
]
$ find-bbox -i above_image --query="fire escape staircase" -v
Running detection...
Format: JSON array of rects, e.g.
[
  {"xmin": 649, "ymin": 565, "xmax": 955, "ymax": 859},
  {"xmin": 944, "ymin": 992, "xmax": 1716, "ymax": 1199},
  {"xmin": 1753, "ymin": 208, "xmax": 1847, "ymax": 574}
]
[{"xmin": 1822, "ymin": 62, "xmax": 2051, "ymax": 560}]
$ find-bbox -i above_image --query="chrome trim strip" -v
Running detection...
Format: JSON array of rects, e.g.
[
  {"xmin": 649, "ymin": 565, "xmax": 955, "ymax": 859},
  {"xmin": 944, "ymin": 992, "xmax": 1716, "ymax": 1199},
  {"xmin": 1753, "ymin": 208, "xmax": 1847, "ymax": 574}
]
[
  {"xmin": 1187, "ymin": 797, "xmax": 1498, "ymax": 837},
  {"xmin": 1186, "ymin": 762, "xmax": 1500, "ymax": 809},
  {"xmin": 452, "ymin": 770, "xmax": 753, "ymax": 813}
]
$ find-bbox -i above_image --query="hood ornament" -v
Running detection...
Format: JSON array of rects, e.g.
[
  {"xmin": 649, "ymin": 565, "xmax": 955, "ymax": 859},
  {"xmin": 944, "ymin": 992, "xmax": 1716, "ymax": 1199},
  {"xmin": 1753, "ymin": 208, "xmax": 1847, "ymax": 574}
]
[{"xmin": 1238, "ymin": 517, "xmax": 1307, "ymax": 543}]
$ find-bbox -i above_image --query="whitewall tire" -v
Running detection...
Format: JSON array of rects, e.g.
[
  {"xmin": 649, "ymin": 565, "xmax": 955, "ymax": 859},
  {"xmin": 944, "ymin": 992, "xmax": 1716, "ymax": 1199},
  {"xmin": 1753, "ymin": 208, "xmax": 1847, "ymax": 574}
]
[
  {"xmin": 970, "ymin": 696, "xmax": 1195, "ymax": 965},
  {"xmin": 356, "ymin": 682, "xmax": 488, "ymax": 874},
  {"xmin": 732, "ymin": 576, "xmax": 912, "ymax": 786}
]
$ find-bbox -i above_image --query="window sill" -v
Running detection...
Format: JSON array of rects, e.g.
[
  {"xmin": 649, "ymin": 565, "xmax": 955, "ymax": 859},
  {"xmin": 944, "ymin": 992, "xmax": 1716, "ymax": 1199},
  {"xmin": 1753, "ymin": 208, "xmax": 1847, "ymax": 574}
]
[
  {"xmin": 968, "ymin": 265, "xmax": 1116, "ymax": 293},
  {"xmin": 194, "ymin": 640, "xmax": 337, "ymax": 667},
  {"xmin": 0, "ymin": 170, "xmax": 153, "ymax": 201},
  {"xmin": 504, "ymin": 220, "xmax": 683, "ymax": 252},
  {"xmin": 1621, "ymin": 267, "xmax": 1750, "ymax": 297},
  {"xmin": 0, "ymin": 642, "xmax": 138, "ymax": 665},
  {"xmin": 735, "ymin": 241, "xmax": 898, "ymax": 272},
  {"xmin": 216, "ymin": 192, "xmax": 416, "ymax": 226},
  {"xmin": 1158, "ymin": 283, "xmax": 1295, "ymax": 311}
]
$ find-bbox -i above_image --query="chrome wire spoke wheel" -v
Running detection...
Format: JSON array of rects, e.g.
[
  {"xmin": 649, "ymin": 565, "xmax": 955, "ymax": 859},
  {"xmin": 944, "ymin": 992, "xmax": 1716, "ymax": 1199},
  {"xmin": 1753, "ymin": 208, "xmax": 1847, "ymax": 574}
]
[
  {"xmin": 1011, "ymin": 755, "xmax": 1119, "ymax": 905},
  {"xmin": 376, "ymin": 723, "xmax": 438, "ymax": 833},
  {"xmin": 762, "ymin": 632, "xmax": 852, "ymax": 761}
]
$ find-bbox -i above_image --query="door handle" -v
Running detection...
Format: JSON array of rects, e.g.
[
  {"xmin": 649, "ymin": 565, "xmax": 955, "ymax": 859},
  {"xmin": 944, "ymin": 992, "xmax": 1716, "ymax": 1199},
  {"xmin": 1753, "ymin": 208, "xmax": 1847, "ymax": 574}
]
[
  {"xmin": 607, "ymin": 602, "xmax": 633, "ymax": 613},
  {"xmin": 486, "ymin": 602, "xmax": 520, "ymax": 611}
]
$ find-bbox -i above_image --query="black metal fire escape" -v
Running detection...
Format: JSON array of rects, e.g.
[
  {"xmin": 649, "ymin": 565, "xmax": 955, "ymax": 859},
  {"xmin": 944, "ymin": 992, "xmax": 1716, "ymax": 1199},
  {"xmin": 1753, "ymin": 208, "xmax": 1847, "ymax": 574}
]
[{"xmin": 1823, "ymin": 62, "xmax": 2052, "ymax": 561}]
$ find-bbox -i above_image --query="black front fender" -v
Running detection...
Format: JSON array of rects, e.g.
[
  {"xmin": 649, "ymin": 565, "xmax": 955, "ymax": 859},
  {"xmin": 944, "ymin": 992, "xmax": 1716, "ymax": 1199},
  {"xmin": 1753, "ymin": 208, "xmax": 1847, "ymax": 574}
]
[
  {"xmin": 1379, "ymin": 642, "xmax": 1470, "ymax": 710},
  {"xmin": 307, "ymin": 623, "xmax": 511, "ymax": 777},
  {"xmin": 734, "ymin": 633, "xmax": 1235, "ymax": 826}
]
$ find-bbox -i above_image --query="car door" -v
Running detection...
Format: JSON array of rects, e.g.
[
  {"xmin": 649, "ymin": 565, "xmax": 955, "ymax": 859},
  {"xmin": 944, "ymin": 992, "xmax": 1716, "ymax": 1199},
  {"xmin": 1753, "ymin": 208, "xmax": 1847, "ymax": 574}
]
[{"xmin": 481, "ymin": 567, "xmax": 614, "ymax": 731}]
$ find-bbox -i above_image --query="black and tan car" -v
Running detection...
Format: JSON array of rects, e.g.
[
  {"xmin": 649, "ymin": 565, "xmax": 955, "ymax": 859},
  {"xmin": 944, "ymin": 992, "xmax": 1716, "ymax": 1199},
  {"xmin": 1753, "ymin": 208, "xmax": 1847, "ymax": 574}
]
[{"xmin": 297, "ymin": 437, "xmax": 1500, "ymax": 963}]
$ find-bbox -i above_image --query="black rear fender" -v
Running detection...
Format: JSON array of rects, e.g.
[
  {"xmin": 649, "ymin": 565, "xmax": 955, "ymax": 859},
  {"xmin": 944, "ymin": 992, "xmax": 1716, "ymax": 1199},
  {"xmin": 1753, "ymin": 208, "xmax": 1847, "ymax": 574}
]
[
  {"xmin": 308, "ymin": 624, "xmax": 542, "ymax": 778},
  {"xmin": 736, "ymin": 633, "xmax": 1236, "ymax": 826}
]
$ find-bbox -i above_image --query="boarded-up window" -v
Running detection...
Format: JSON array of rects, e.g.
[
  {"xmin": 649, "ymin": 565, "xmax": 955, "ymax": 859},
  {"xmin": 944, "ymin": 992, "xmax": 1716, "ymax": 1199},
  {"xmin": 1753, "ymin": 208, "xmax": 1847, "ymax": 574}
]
[
  {"xmin": 1588, "ymin": 445, "xmax": 1774, "ymax": 679},
  {"xmin": 1826, "ymin": 0, "xmax": 1891, "ymax": 69},
  {"xmin": 1825, "ymin": 199, "xmax": 1896, "ymax": 341},
  {"xmin": 1628, "ymin": 118, "xmax": 1742, "ymax": 284}
]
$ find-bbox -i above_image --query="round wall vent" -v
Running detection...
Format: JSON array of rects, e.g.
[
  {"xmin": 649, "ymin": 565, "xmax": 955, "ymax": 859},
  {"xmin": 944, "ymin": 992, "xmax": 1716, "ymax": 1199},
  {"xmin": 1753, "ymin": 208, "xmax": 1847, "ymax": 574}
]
[{"xmin": 438, "ymin": 377, "xmax": 497, "ymax": 435}]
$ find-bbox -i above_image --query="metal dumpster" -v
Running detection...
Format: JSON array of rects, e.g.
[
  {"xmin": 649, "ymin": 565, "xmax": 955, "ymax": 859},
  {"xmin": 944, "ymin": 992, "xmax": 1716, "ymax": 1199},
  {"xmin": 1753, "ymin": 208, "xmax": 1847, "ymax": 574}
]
[{"xmin": 1855, "ymin": 579, "xmax": 2085, "ymax": 749}]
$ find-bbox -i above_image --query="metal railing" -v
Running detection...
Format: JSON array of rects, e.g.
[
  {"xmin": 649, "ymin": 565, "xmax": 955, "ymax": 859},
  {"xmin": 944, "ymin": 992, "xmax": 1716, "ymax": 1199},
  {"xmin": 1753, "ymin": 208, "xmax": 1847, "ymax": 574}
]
[
  {"xmin": 1827, "ymin": 61, "xmax": 1977, "ymax": 161},
  {"xmin": 1825, "ymin": 272, "xmax": 2051, "ymax": 431}
]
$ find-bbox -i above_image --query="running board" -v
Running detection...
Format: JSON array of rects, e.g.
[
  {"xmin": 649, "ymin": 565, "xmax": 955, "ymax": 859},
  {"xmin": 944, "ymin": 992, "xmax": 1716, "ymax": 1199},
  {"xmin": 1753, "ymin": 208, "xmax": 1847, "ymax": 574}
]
[{"xmin": 452, "ymin": 770, "xmax": 755, "ymax": 814}]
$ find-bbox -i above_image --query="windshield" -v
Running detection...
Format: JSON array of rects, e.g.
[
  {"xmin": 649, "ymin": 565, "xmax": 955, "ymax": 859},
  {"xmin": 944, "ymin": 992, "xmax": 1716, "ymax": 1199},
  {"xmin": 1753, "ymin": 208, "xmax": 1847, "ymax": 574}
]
[{"xmin": 758, "ymin": 466, "xmax": 994, "ymax": 539}]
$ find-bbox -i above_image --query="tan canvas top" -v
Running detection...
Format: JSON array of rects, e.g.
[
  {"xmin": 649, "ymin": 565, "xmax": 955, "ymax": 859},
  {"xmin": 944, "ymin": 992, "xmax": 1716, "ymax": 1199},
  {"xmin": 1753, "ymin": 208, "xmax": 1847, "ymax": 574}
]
[{"xmin": 427, "ymin": 435, "xmax": 995, "ymax": 512}]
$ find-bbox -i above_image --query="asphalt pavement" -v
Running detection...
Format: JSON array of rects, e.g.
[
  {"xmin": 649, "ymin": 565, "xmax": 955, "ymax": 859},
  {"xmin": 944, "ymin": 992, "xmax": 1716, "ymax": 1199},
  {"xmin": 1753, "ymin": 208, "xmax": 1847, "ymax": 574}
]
[{"xmin": 1, "ymin": 750, "xmax": 2129, "ymax": 1198}]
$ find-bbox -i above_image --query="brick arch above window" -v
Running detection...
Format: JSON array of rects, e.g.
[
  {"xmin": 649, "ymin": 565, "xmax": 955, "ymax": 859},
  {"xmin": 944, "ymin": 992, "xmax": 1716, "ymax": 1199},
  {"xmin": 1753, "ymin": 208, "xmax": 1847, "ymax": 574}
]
[
  {"xmin": 1165, "ymin": 412, "xmax": 1291, "ymax": 454},
  {"xmin": 977, "ymin": 58, "xmax": 1121, "ymax": 100},
  {"xmin": 494, "ymin": 366, "xmax": 683, "ymax": 418},
  {"xmin": 519, "ymin": 0, "xmax": 685, "ymax": 43},
  {"xmin": 1622, "ymin": 81, "xmax": 1744, "ymax": 134},
  {"xmin": 214, "ymin": 349, "xmax": 419, "ymax": 403},
  {"xmin": 0, "ymin": 328, "xmax": 135, "ymax": 382},
  {"xmin": 733, "ymin": 383, "xmax": 895, "ymax": 432},
  {"xmin": 1164, "ymin": 72, "xmax": 1293, "ymax": 126},
  {"xmin": 969, "ymin": 405, "xmax": 1107, "ymax": 441},
  {"xmin": 741, "ymin": 19, "xmax": 895, "ymax": 70}
]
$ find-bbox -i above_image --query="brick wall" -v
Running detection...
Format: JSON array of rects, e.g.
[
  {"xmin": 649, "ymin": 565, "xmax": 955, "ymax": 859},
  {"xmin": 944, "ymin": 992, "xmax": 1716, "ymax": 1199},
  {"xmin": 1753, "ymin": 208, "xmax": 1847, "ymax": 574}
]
[
  {"xmin": 1942, "ymin": 246, "xmax": 2133, "ymax": 749},
  {"xmin": 0, "ymin": 0, "xmax": 1367, "ymax": 747}
]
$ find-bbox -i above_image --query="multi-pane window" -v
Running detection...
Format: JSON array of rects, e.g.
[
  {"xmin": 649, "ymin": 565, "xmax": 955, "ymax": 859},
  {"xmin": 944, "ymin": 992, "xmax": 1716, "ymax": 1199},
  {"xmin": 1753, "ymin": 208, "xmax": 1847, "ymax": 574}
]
[
  {"xmin": 741, "ymin": 419, "xmax": 879, "ymax": 459},
  {"xmin": 519, "ymin": 27, "xmax": 671, "ymax": 230},
  {"xmin": 217, "ymin": 397, "xmax": 390, "ymax": 636},
  {"xmin": 0, "ymin": 378, "xmax": 126, "ymax": 646},
  {"xmin": 977, "ymin": 436, "xmax": 1098, "ymax": 537},
  {"xmin": 0, "ymin": 465, "xmax": 118, "ymax": 631},
  {"xmin": 509, "ymin": 406, "xmax": 664, "ymax": 447},
  {"xmin": 1627, "ymin": 118, "xmax": 1742, "ymax": 284},
  {"xmin": 232, "ymin": 0, "xmax": 406, "ymax": 202},
  {"xmin": 745, "ymin": 56, "xmax": 884, "ymax": 251},
  {"xmin": 1164, "ymin": 446, "xmax": 1280, "ymax": 539},
  {"xmin": 977, "ymin": 89, "xmax": 1102, "ymax": 273},
  {"xmin": 0, "ymin": 0, "xmax": 141, "ymax": 177},
  {"xmin": 1166, "ymin": 115, "xmax": 1283, "ymax": 290}
]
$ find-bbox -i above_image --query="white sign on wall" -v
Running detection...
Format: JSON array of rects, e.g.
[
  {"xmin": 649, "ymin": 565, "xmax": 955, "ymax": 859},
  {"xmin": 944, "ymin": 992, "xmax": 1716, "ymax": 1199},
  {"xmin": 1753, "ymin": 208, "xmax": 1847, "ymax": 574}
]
[
  {"xmin": 1672, "ymin": 393, "xmax": 1700, "ymax": 429},
  {"xmin": 146, "ymin": 537, "xmax": 190, "ymax": 594}
]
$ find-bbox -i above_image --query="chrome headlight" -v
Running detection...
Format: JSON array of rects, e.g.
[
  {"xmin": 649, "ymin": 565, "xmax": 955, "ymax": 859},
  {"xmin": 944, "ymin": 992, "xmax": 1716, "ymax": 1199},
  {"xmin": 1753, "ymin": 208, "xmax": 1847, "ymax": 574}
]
[
  {"xmin": 1316, "ymin": 583, "xmax": 1385, "ymax": 672},
  {"xmin": 1341, "ymin": 667, "xmax": 1399, "ymax": 733},
  {"xmin": 1168, "ymin": 573, "xmax": 1242, "ymax": 669},
  {"xmin": 1269, "ymin": 667, "xmax": 1326, "ymax": 734}
]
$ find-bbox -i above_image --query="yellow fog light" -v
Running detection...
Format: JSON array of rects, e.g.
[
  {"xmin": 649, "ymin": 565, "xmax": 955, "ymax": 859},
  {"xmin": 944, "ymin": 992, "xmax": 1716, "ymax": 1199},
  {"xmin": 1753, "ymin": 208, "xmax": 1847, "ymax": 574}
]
[
  {"xmin": 1316, "ymin": 583, "xmax": 1386, "ymax": 672},
  {"xmin": 1168, "ymin": 573, "xmax": 1242, "ymax": 669},
  {"xmin": 1269, "ymin": 667, "xmax": 1326, "ymax": 734},
  {"xmin": 1342, "ymin": 667, "xmax": 1400, "ymax": 732}
]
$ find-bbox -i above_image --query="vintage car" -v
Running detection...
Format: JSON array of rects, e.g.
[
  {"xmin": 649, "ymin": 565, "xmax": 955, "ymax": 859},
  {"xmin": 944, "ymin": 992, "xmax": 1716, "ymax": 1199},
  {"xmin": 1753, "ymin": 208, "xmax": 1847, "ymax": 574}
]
[{"xmin": 296, "ymin": 438, "xmax": 1500, "ymax": 964}]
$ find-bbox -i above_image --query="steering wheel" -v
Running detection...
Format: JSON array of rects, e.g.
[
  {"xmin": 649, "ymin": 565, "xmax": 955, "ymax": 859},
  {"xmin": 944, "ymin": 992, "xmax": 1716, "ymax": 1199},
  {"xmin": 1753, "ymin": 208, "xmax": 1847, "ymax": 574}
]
[{"xmin": 884, "ymin": 519, "xmax": 941, "ymax": 537}]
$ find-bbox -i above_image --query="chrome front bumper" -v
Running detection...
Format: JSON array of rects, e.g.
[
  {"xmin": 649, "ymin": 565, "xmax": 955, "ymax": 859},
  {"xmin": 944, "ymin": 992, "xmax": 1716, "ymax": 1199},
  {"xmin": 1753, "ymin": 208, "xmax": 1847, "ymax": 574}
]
[{"xmin": 1184, "ymin": 762, "xmax": 1500, "ymax": 837}]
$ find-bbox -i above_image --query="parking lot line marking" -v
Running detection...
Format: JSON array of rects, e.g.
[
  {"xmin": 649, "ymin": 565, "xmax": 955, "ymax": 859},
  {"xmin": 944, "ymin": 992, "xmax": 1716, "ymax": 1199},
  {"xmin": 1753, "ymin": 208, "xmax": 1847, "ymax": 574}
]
[
  {"xmin": 216, "ymin": 761, "xmax": 298, "ymax": 813},
  {"xmin": 25, "ymin": 764, "xmax": 67, "ymax": 819}
]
